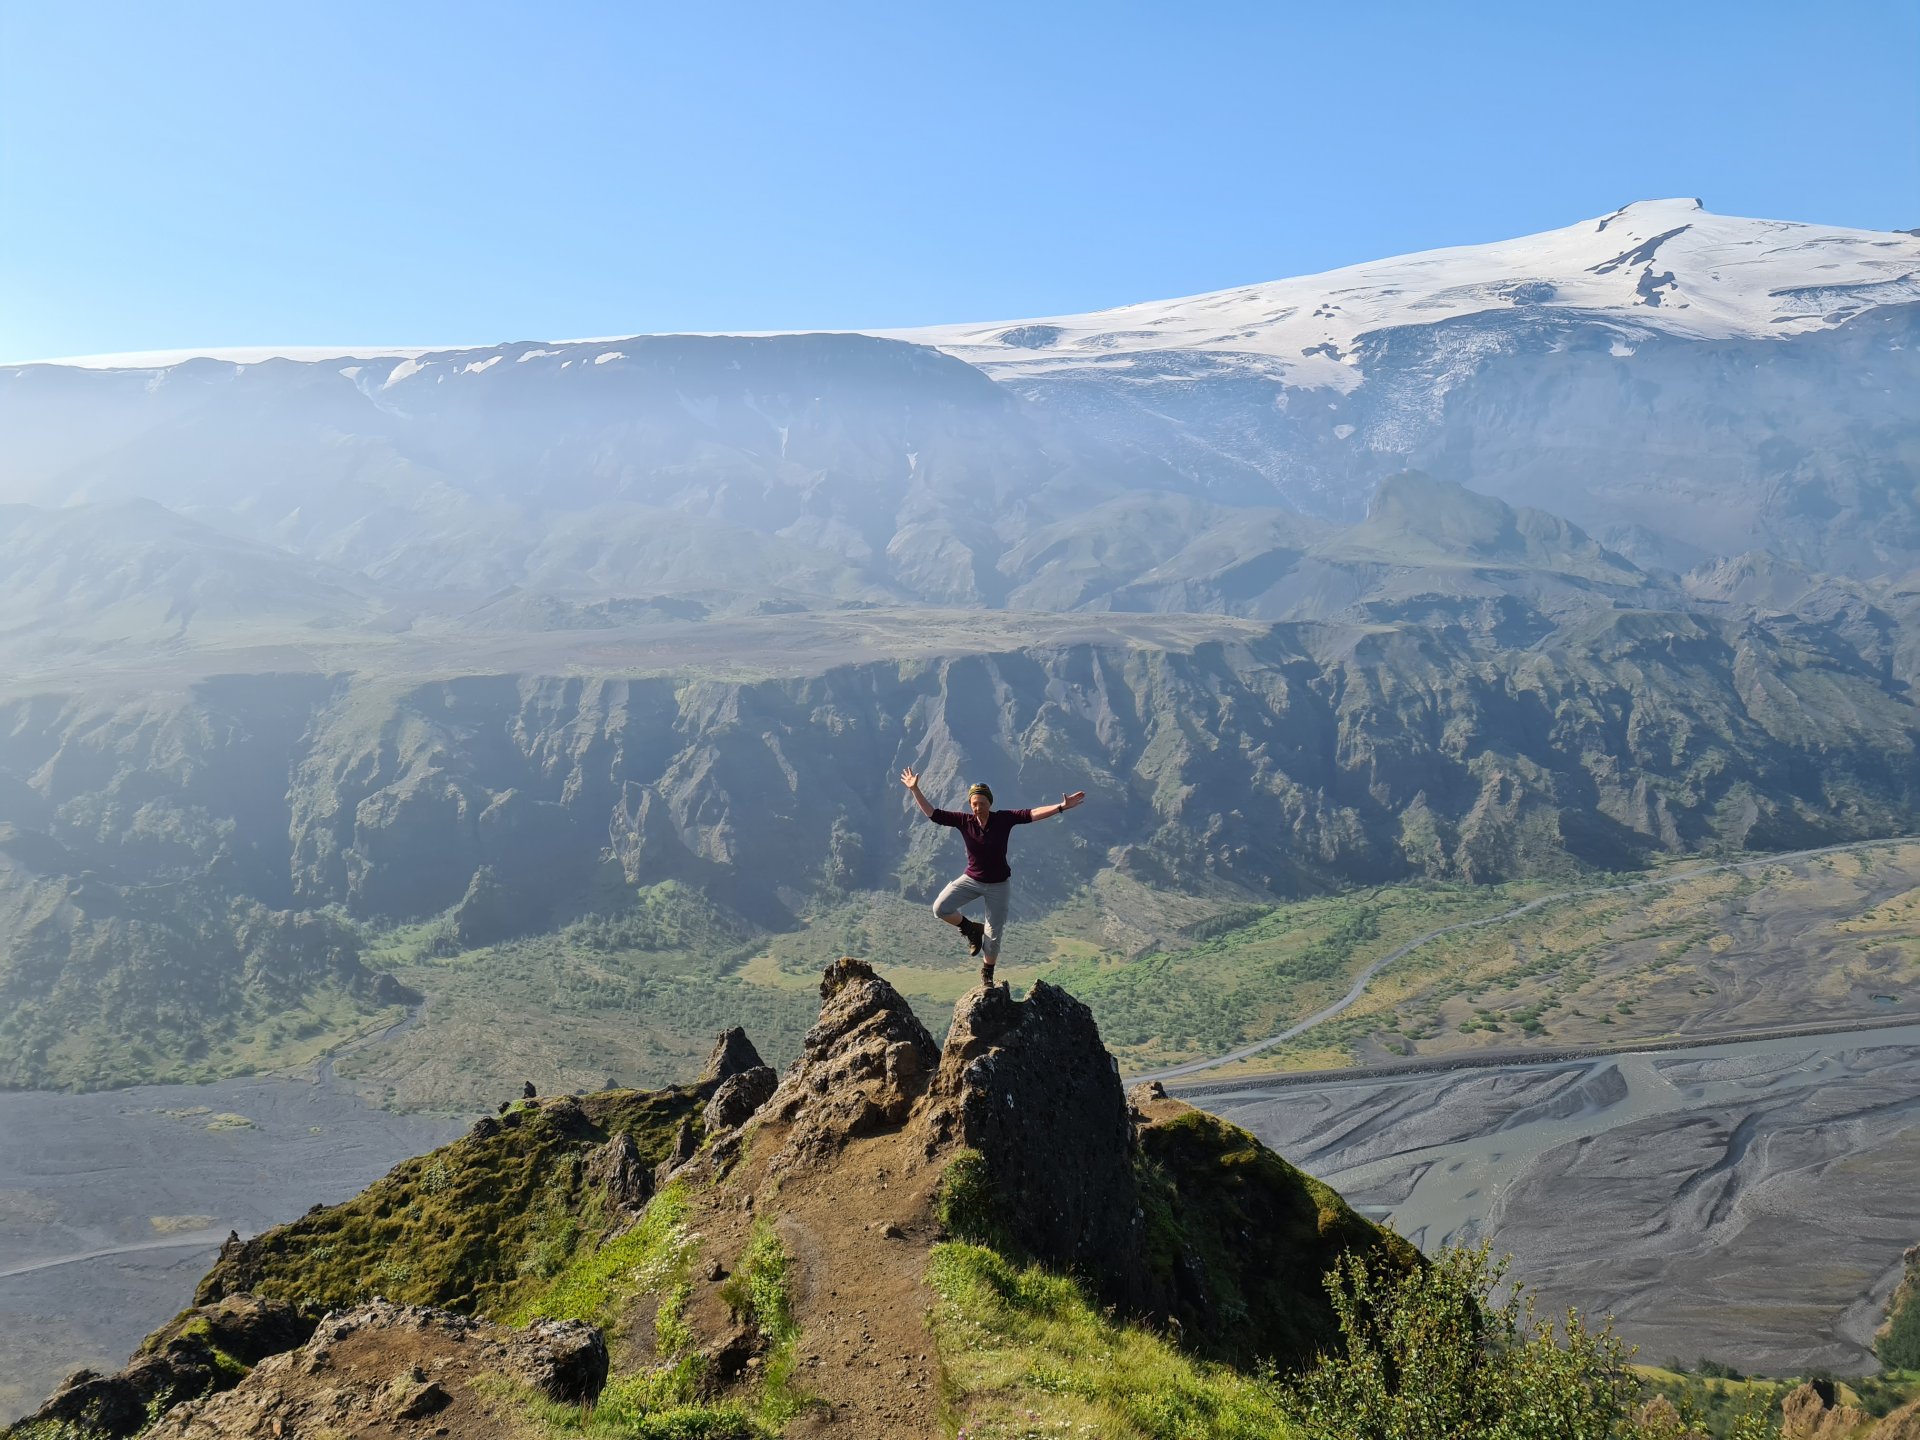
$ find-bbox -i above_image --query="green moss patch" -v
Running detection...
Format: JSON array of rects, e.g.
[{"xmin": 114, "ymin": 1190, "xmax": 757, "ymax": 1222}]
[
  {"xmin": 934, "ymin": 1147, "xmax": 1011, "ymax": 1253},
  {"xmin": 1135, "ymin": 1107, "xmax": 1420, "ymax": 1371},
  {"xmin": 517, "ymin": 1182, "xmax": 696, "ymax": 1336},
  {"xmin": 197, "ymin": 1088, "xmax": 702, "ymax": 1319},
  {"xmin": 718, "ymin": 1220, "xmax": 808, "ymax": 1429}
]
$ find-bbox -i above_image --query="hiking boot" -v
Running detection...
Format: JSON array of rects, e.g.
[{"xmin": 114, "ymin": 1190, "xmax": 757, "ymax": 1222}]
[
  {"xmin": 959, "ymin": 916, "xmax": 985, "ymax": 956},
  {"xmin": 979, "ymin": 960, "xmax": 996, "ymax": 988}
]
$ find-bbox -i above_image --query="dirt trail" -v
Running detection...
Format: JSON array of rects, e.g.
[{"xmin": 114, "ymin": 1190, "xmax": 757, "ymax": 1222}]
[{"xmin": 687, "ymin": 1122, "xmax": 946, "ymax": 1438}]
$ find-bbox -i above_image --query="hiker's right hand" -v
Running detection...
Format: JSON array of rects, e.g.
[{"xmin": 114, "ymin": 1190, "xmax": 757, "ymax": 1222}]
[{"xmin": 900, "ymin": 767, "xmax": 920, "ymax": 790}]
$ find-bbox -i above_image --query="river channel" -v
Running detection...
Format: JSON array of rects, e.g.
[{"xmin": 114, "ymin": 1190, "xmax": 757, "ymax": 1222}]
[{"xmin": 1198, "ymin": 1022, "xmax": 1920, "ymax": 1375}]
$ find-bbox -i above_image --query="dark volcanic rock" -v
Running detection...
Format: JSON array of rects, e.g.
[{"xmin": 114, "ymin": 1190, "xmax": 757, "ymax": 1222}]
[
  {"xmin": 698, "ymin": 1026, "xmax": 767, "ymax": 1091},
  {"xmin": 583, "ymin": 1131, "xmax": 654, "ymax": 1214},
  {"xmin": 142, "ymin": 1300, "xmax": 607, "ymax": 1437},
  {"xmin": 655, "ymin": 1115, "xmax": 701, "ymax": 1188},
  {"xmin": 927, "ymin": 980, "xmax": 1145, "ymax": 1304},
  {"xmin": 21, "ymin": 1294, "xmax": 314, "ymax": 1438},
  {"xmin": 704, "ymin": 1064, "xmax": 777, "ymax": 1132},
  {"xmin": 762, "ymin": 958, "xmax": 939, "ymax": 1172}
]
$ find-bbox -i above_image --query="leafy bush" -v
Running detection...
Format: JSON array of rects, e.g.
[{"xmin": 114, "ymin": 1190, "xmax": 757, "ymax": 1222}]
[
  {"xmin": 1281, "ymin": 1242, "xmax": 1669, "ymax": 1440},
  {"xmin": 1880, "ymin": 1285, "xmax": 1920, "ymax": 1370}
]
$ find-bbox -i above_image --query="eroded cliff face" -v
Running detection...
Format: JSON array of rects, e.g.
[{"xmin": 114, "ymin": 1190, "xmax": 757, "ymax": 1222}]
[
  {"xmin": 4, "ymin": 619, "xmax": 1914, "ymax": 927},
  {"xmin": 2, "ymin": 616, "xmax": 1915, "ymax": 1086}
]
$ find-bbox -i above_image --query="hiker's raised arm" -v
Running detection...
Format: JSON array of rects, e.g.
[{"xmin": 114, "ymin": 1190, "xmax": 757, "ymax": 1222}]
[
  {"xmin": 1032, "ymin": 791, "xmax": 1087, "ymax": 821},
  {"xmin": 900, "ymin": 766, "xmax": 936, "ymax": 818}
]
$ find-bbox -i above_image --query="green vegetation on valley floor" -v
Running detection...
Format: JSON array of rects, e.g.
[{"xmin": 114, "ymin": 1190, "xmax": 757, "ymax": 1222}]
[
  {"xmin": 330, "ymin": 839, "xmax": 1920, "ymax": 1109},
  {"xmin": 7, "ymin": 836, "xmax": 1920, "ymax": 1103}
]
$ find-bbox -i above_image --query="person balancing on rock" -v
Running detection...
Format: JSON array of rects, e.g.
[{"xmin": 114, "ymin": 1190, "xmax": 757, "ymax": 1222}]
[{"xmin": 899, "ymin": 768, "xmax": 1086, "ymax": 987}]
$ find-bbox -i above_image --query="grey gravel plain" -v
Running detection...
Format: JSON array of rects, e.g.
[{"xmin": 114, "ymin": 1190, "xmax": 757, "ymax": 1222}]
[
  {"xmin": 0, "ymin": 1077, "xmax": 462, "ymax": 1419},
  {"xmin": 1211, "ymin": 1023, "xmax": 1920, "ymax": 1375}
]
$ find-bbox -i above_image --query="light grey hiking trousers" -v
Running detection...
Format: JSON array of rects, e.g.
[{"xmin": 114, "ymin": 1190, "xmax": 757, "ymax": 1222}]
[{"xmin": 933, "ymin": 874, "xmax": 1010, "ymax": 960}]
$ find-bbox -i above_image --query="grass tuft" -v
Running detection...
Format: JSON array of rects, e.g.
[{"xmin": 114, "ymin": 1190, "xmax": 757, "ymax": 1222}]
[
  {"xmin": 929, "ymin": 1241, "xmax": 1295, "ymax": 1440},
  {"xmin": 719, "ymin": 1220, "xmax": 810, "ymax": 1429}
]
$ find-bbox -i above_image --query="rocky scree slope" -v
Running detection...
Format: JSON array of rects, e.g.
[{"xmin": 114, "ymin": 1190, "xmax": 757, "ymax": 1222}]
[{"xmin": 8, "ymin": 959, "xmax": 1413, "ymax": 1438}]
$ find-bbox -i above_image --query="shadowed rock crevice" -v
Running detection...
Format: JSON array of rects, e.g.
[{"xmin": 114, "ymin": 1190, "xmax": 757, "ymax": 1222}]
[{"xmin": 18, "ymin": 1296, "xmax": 314, "ymax": 1440}]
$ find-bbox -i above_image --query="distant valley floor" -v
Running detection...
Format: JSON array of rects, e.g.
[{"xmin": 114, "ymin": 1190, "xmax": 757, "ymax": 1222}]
[
  {"xmin": 0, "ymin": 1078, "xmax": 462, "ymax": 1418},
  {"xmin": 1210, "ymin": 1022, "xmax": 1920, "ymax": 1375}
]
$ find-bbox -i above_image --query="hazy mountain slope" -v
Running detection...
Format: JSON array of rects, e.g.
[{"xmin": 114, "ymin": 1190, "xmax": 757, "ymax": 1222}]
[
  {"xmin": 0, "ymin": 501, "xmax": 386, "ymax": 650},
  {"xmin": 1, "ymin": 599, "xmax": 1910, "ymax": 936},
  {"xmin": 1, "ymin": 577, "xmax": 1914, "ymax": 1091},
  {"xmin": 0, "ymin": 470, "xmax": 1680, "ymax": 678},
  {"xmin": 0, "ymin": 334, "xmax": 1184, "ymax": 609},
  {"xmin": 890, "ymin": 201, "xmax": 1920, "ymax": 574},
  {"xmin": 8, "ymin": 203, "xmax": 1917, "ymax": 609}
]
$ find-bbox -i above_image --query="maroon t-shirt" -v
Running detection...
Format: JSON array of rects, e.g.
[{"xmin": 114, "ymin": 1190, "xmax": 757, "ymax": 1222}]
[{"xmin": 930, "ymin": 807, "xmax": 1034, "ymax": 883}]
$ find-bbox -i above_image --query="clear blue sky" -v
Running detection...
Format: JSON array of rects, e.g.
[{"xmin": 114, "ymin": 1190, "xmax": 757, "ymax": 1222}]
[{"xmin": 3, "ymin": 0, "xmax": 1915, "ymax": 360}]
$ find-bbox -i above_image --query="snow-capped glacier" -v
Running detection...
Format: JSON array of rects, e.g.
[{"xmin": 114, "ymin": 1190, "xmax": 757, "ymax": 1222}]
[{"xmin": 884, "ymin": 198, "xmax": 1920, "ymax": 392}]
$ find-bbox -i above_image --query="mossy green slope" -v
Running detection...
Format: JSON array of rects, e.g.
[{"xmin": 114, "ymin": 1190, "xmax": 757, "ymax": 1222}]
[
  {"xmin": 930, "ymin": 1241, "xmax": 1301, "ymax": 1440},
  {"xmin": 194, "ymin": 1088, "xmax": 701, "ymax": 1319},
  {"xmin": 1880, "ymin": 1246, "xmax": 1920, "ymax": 1370},
  {"xmin": 1136, "ymin": 1106, "xmax": 1421, "ymax": 1370}
]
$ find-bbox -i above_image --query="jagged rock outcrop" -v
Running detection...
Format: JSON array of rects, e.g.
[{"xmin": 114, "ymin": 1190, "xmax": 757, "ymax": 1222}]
[
  {"xmin": 924, "ymin": 979, "xmax": 1146, "ymax": 1303},
  {"xmin": 1870, "ymin": 1402, "xmax": 1920, "ymax": 1440},
  {"xmin": 760, "ymin": 957, "xmax": 939, "ymax": 1172},
  {"xmin": 1781, "ymin": 1382, "xmax": 1874, "ymax": 1439},
  {"xmin": 18, "ymin": 1296, "xmax": 313, "ymax": 1439},
  {"xmin": 654, "ymin": 1115, "xmax": 700, "ymax": 1188},
  {"xmin": 1632, "ymin": 1394, "xmax": 1707, "ymax": 1439},
  {"xmin": 1778, "ymin": 1381, "xmax": 1920, "ymax": 1440},
  {"xmin": 582, "ymin": 1131, "xmax": 654, "ymax": 1214},
  {"xmin": 12, "ymin": 957, "xmax": 1438, "ymax": 1438},
  {"xmin": 696, "ymin": 1026, "xmax": 766, "ymax": 1091},
  {"xmin": 141, "ymin": 1300, "xmax": 606, "ymax": 1439},
  {"xmin": 704, "ymin": 1064, "xmax": 777, "ymax": 1132}
]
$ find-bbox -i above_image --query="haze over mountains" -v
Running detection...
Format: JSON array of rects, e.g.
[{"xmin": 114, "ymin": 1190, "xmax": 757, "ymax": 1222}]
[
  {"xmin": 8, "ymin": 199, "xmax": 1918, "ymax": 634},
  {"xmin": 2, "ymin": 200, "xmax": 1918, "ymax": 1090}
]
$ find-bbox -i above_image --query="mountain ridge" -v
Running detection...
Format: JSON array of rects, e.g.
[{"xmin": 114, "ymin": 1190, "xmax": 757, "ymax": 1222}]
[
  {"xmin": 9, "ymin": 201, "xmax": 1916, "ymax": 581},
  {"xmin": 7, "ymin": 960, "xmax": 1418, "ymax": 1438}
]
